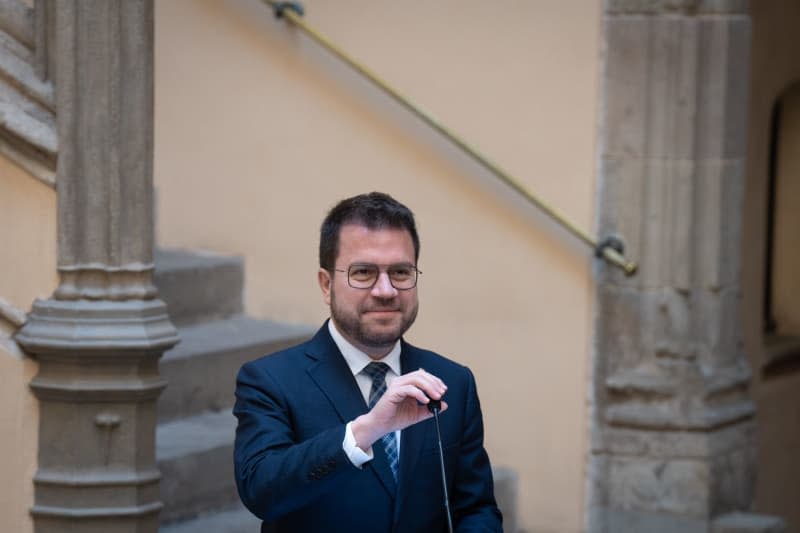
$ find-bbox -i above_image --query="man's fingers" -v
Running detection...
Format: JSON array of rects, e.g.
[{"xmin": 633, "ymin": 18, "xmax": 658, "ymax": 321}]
[
  {"xmin": 392, "ymin": 369, "xmax": 447, "ymax": 400},
  {"xmin": 417, "ymin": 368, "xmax": 447, "ymax": 398},
  {"xmin": 390, "ymin": 383, "xmax": 432, "ymax": 406},
  {"xmin": 366, "ymin": 381, "xmax": 450, "ymax": 438}
]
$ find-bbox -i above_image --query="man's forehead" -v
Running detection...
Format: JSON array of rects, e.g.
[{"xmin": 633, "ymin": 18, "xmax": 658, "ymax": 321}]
[{"xmin": 337, "ymin": 224, "xmax": 415, "ymax": 254}]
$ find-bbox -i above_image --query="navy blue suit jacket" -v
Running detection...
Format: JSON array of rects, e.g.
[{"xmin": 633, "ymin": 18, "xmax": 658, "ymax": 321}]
[{"xmin": 233, "ymin": 322, "xmax": 502, "ymax": 532}]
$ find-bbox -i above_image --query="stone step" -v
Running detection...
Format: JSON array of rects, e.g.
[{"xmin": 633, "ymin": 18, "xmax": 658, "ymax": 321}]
[
  {"xmin": 157, "ymin": 410, "xmax": 241, "ymax": 524},
  {"xmin": 160, "ymin": 504, "xmax": 260, "ymax": 533},
  {"xmin": 159, "ymin": 315, "xmax": 313, "ymax": 423},
  {"xmin": 154, "ymin": 248, "xmax": 244, "ymax": 326}
]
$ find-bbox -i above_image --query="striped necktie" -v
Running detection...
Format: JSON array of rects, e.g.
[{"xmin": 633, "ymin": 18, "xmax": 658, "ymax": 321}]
[{"xmin": 362, "ymin": 362, "xmax": 399, "ymax": 482}]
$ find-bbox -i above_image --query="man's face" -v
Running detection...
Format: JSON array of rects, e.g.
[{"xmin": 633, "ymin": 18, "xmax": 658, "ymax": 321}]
[{"xmin": 318, "ymin": 224, "xmax": 419, "ymax": 359}]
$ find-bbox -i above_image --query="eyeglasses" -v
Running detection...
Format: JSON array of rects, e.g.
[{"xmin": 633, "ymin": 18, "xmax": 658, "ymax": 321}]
[{"xmin": 334, "ymin": 263, "xmax": 422, "ymax": 290}]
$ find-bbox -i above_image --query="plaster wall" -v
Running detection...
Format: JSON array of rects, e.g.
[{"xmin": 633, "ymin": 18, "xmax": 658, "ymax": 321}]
[
  {"xmin": 0, "ymin": 156, "xmax": 57, "ymax": 311},
  {"xmin": 154, "ymin": 1, "xmax": 600, "ymax": 531},
  {"xmin": 743, "ymin": 1, "xmax": 800, "ymax": 530},
  {"xmin": 0, "ymin": 155, "xmax": 54, "ymax": 533},
  {"xmin": 0, "ymin": 344, "xmax": 37, "ymax": 533}
]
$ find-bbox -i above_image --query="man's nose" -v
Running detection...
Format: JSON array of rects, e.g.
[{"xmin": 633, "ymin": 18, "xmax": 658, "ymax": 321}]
[{"xmin": 371, "ymin": 271, "xmax": 398, "ymax": 297}]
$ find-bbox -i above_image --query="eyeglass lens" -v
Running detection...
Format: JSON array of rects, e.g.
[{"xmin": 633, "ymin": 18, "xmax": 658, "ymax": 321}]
[{"xmin": 348, "ymin": 264, "xmax": 418, "ymax": 290}]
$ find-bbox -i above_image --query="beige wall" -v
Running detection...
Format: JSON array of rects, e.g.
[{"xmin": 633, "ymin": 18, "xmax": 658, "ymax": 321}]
[
  {"xmin": 155, "ymin": 1, "xmax": 600, "ymax": 531},
  {"xmin": 0, "ymin": 156, "xmax": 57, "ymax": 311},
  {"xmin": 0, "ymin": 155, "xmax": 55, "ymax": 533},
  {"xmin": 0, "ymin": 342, "xmax": 37, "ymax": 533},
  {"xmin": 743, "ymin": 1, "xmax": 800, "ymax": 530}
]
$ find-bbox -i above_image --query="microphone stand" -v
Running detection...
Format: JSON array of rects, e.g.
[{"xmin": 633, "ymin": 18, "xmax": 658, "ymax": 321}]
[{"xmin": 429, "ymin": 400, "xmax": 453, "ymax": 533}]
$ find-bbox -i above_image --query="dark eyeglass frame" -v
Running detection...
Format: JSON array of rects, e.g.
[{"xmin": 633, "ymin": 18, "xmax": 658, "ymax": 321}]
[{"xmin": 334, "ymin": 263, "xmax": 422, "ymax": 290}]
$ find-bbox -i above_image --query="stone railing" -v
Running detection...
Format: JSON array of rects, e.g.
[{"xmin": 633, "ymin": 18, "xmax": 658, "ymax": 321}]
[
  {"xmin": 0, "ymin": 297, "xmax": 25, "ymax": 358},
  {"xmin": 0, "ymin": 297, "xmax": 25, "ymax": 328}
]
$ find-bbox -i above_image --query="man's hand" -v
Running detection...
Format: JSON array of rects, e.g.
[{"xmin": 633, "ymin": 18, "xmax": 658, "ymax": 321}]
[{"xmin": 351, "ymin": 369, "xmax": 448, "ymax": 451}]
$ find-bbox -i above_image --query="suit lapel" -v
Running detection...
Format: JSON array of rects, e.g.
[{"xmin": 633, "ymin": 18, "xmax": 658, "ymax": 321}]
[
  {"xmin": 304, "ymin": 322, "xmax": 397, "ymax": 497},
  {"xmin": 305, "ymin": 325, "xmax": 365, "ymax": 424}
]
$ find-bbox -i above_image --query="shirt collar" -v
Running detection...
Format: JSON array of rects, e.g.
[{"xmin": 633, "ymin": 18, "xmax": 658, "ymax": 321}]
[{"xmin": 328, "ymin": 319, "xmax": 401, "ymax": 377}]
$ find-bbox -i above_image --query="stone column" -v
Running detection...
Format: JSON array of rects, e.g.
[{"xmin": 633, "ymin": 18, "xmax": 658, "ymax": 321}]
[
  {"xmin": 590, "ymin": 1, "xmax": 760, "ymax": 531},
  {"xmin": 15, "ymin": 2, "xmax": 178, "ymax": 532}
]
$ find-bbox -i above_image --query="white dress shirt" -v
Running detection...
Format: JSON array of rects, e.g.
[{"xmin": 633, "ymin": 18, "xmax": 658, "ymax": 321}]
[{"xmin": 328, "ymin": 320, "xmax": 402, "ymax": 468}]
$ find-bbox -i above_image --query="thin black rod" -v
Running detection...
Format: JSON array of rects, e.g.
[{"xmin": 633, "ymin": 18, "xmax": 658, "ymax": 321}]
[{"xmin": 432, "ymin": 408, "xmax": 453, "ymax": 533}]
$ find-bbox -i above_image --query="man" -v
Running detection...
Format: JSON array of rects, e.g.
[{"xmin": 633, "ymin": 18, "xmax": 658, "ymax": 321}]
[{"xmin": 234, "ymin": 192, "xmax": 502, "ymax": 532}]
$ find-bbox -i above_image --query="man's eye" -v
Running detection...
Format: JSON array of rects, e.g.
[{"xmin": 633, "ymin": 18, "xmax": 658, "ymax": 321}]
[
  {"xmin": 389, "ymin": 267, "xmax": 413, "ymax": 279},
  {"xmin": 350, "ymin": 267, "xmax": 376, "ymax": 280}
]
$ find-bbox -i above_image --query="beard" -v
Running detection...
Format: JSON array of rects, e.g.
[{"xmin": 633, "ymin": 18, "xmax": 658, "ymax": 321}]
[{"xmin": 330, "ymin": 289, "xmax": 418, "ymax": 352}]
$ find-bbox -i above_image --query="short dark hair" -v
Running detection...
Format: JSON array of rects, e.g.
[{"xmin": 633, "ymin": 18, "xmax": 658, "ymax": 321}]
[{"xmin": 319, "ymin": 192, "xmax": 420, "ymax": 271}]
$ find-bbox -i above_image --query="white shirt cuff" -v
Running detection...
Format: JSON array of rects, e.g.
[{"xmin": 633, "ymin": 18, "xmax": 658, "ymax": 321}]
[{"xmin": 343, "ymin": 421, "xmax": 373, "ymax": 467}]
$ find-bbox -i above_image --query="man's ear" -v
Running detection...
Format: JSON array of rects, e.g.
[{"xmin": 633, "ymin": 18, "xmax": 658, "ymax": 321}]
[{"xmin": 318, "ymin": 268, "xmax": 332, "ymax": 305}]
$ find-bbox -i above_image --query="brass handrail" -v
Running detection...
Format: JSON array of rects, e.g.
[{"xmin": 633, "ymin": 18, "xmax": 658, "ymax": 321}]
[{"xmin": 261, "ymin": 1, "xmax": 638, "ymax": 276}]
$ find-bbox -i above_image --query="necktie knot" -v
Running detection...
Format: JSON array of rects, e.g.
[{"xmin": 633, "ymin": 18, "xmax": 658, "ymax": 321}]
[
  {"xmin": 363, "ymin": 361, "xmax": 390, "ymax": 382},
  {"xmin": 363, "ymin": 362, "xmax": 390, "ymax": 409}
]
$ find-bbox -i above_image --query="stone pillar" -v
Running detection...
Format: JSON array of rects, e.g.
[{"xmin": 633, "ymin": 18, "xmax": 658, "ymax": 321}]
[
  {"xmin": 590, "ymin": 1, "xmax": 758, "ymax": 531},
  {"xmin": 15, "ymin": 2, "xmax": 178, "ymax": 532}
]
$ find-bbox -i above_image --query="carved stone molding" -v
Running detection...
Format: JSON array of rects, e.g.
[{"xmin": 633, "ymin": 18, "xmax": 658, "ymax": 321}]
[
  {"xmin": 0, "ymin": 0, "xmax": 56, "ymax": 187},
  {"xmin": 17, "ymin": 299, "xmax": 177, "ymax": 358},
  {"xmin": 17, "ymin": 299, "xmax": 176, "ymax": 531},
  {"xmin": 14, "ymin": 2, "xmax": 177, "ymax": 531},
  {"xmin": 590, "ymin": 4, "xmax": 758, "ymax": 531},
  {"xmin": 604, "ymin": 363, "xmax": 754, "ymax": 431},
  {"xmin": 55, "ymin": 264, "xmax": 158, "ymax": 301}
]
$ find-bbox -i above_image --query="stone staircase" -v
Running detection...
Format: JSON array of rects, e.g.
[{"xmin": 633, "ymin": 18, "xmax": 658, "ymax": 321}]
[{"xmin": 154, "ymin": 249, "xmax": 314, "ymax": 531}]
